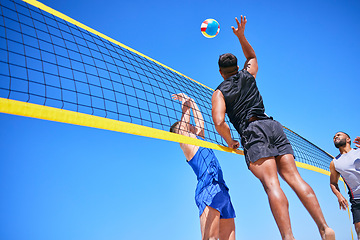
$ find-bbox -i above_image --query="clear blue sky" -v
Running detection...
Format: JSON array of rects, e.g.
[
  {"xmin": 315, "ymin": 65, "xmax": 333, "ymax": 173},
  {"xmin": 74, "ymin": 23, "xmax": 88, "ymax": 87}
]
[{"xmin": 1, "ymin": 0, "xmax": 359, "ymax": 239}]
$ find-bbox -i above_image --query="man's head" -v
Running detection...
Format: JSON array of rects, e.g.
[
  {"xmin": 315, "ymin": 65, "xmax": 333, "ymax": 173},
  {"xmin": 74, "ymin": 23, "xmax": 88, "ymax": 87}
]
[
  {"xmin": 218, "ymin": 53, "xmax": 239, "ymax": 79},
  {"xmin": 170, "ymin": 121, "xmax": 181, "ymax": 134},
  {"xmin": 333, "ymin": 131, "xmax": 351, "ymax": 149}
]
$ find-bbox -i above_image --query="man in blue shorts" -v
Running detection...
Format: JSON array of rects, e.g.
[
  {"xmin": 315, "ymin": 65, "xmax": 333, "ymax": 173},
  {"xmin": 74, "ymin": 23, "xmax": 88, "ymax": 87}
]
[
  {"xmin": 170, "ymin": 93, "xmax": 236, "ymax": 240},
  {"xmin": 330, "ymin": 132, "xmax": 360, "ymax": 239},
  {"xmin": 211, "ymin": 15, "xmax": 335, "ymax": 240}
]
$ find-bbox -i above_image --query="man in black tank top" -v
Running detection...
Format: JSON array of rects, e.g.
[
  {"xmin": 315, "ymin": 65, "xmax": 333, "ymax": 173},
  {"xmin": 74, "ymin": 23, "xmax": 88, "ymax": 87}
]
[{"xmin": 211, "ymin": 15, "xmax": 335, "ymax": 240}]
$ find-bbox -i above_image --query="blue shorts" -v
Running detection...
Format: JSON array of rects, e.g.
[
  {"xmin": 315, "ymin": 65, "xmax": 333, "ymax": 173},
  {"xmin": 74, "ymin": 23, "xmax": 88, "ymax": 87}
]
[
  {"xmin": 241, "ymin": 119, "xmax": 294, "ymax": 167},
  {"xmin": 195, "ymin": 183, "xmax": 236, "ymax": 219}
]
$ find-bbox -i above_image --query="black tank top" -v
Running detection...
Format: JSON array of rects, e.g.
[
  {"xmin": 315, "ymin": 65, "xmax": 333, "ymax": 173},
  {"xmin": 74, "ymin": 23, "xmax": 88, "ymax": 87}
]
[{"xmin": 216, "ymin": 69, "xmax": 268, "ymax": 135}]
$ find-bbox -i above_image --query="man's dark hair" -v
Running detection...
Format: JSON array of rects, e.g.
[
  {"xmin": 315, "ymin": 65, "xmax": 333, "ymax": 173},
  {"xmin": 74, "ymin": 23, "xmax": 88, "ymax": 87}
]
[
  {"xmin": 218, "ymin": 53, "xmax": 238, "ymax": 76},
  {"xmin": 218, "ymin": 53, "xmax": 237, "ymax": 68},
  {"xmin": 170, "ymin": 121, "xmax": 181, "ymax": 133}
]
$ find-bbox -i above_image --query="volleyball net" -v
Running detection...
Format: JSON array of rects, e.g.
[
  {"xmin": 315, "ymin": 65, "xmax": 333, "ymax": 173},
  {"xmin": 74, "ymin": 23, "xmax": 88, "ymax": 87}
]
[{"xmin": 0, "ymin": 0, "xmax": 333, "ymax": 173}]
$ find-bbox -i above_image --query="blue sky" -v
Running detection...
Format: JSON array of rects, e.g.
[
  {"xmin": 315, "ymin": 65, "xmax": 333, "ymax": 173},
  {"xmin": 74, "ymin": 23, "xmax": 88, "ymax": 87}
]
[{"xmin": 1, "ymin": 0, "xmax": 359, "ymax": 239}]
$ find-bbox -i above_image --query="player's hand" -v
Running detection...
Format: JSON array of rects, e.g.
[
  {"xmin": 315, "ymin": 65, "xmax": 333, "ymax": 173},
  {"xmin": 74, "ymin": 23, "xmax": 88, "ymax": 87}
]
[
  {"xmin": 338, "ymin": 195, "xmax": 349, "ymax": 210},
  {"xmin": 231, "ymin": 15, "xmax": 247, "ymax": 38},
  {"xmin": 172, "ymin": 93, "xmax": 192, "ymax": 105},
  {"xmin": 172, "ymin": 93, "xmax": 189, "ymax": 101},
  {"xmin": 227, "ymin": 139, "xmax": 240, "ymax": 149},
  {"xmin": 354, "ymin": 136, "xmax": 360, "ymax": 148},
  {"xmin": 172, "ymin": 93, "xmax": 192, "ymax": 109}
]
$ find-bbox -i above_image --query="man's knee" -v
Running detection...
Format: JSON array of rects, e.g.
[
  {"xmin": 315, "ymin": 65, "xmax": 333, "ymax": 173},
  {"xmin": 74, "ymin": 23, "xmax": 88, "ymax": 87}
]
[{"xmin": 260, "ymin": 177, "xmax": 282, "ymax": 193}]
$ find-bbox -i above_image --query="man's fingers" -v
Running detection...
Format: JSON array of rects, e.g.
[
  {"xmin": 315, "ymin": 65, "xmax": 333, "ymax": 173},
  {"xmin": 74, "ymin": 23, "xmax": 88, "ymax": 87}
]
[
  {"xmin": 235, "ymin": 17, "xmax": 240, "ymax": 27},
  {"xmin": 231, "ymin": 26, "xmax": 236, "ymax": 33},
  {"xmin": 339, "ymin": 200, "xmax": 349, "ymax": 210},
  {"xmin": 340, "ymin": 202, "xmax": 346, "ymax": 210},
  {"xmin": 354, "ymin": 137, "xmax": 360, "ymax": 146}
]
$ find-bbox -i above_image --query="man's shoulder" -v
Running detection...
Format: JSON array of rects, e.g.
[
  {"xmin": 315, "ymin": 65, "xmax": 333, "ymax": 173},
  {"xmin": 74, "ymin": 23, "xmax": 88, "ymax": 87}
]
[
  {"xmin": 212, "ymin": 88, "xmax": 223, "ymax": 97},
  {"xmin": 215, "ymin": 79, "xmax": 230, "ymax": 91},
  {"xmin": 240, "ymin": 69, "xmax": 256, "ymax": 79},
  {"xmin": 353, "ymin": 148, "xmax": 360, "ymax": 156}
]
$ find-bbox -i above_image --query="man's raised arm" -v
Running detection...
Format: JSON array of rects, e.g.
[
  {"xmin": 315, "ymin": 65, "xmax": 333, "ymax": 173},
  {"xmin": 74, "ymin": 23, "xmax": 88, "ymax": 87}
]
[
  {"xmin": 232, "ymin": 16, "xmax": 258, "ymax": 78},
  {"xmin": 172, "ymin": 93, "xmax": 204, "ymax": 138}
]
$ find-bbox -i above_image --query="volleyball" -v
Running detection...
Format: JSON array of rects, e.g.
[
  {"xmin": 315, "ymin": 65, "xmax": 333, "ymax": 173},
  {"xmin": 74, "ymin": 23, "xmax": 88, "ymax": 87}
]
[{"xmin": 201, "ymin": 19, "xmax": 220, "ymax": 38}]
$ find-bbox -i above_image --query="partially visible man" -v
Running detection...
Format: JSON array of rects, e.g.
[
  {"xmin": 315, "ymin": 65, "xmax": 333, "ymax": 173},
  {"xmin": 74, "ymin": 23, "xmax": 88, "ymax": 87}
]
[{"xmin": 330, "ymin": 132, "xmax": 360, "ymax": 239}]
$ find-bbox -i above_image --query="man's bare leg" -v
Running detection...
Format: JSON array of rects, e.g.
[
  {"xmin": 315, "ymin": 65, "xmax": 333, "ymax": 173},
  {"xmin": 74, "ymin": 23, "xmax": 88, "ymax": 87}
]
[
  {"xmin": 219, "ymin": 218, "xmax": 235, "ymax": 240},
  {"xmin": 354, "ymin": 222, "xmax": 360, "ymax": 240},
  {"xmin": 249, "ymin": 157, "xmax": 295, "ymax": 240},
  {"xmin": 200, "ymin": 206, "xmax": 220, "ymax": 240},
  {"xmin": 276, "ymin": 154, "xmax": 335, "ymax": 240}
]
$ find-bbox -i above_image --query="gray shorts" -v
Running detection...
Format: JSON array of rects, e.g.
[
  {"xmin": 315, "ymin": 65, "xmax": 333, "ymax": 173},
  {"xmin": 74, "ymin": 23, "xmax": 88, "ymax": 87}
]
[
  {"xmin": 241, "ymin": 119, "xmax": 294, "ymax": 167},
  {"xmin": 350, "ymin": 198, "xmax": 360, "ymax": 224}
]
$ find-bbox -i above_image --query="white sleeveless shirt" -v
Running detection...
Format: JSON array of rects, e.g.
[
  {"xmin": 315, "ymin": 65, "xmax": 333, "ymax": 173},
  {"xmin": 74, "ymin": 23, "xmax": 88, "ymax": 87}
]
[{"xmin": 334, "ymin": 148, "xmax": 360, "ymax": 200}]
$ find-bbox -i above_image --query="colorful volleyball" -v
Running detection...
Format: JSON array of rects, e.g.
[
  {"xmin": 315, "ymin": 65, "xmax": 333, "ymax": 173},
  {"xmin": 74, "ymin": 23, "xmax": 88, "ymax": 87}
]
[{"xmin": 201, "ymin": 19, "xmax": 220, "ymax": 38}]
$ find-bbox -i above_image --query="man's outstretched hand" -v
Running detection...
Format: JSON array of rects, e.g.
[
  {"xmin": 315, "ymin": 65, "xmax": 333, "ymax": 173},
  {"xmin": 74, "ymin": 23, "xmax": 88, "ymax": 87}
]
[{"xmin": 231, "ymin": 15, "xmax": 247, "ymax": 38}]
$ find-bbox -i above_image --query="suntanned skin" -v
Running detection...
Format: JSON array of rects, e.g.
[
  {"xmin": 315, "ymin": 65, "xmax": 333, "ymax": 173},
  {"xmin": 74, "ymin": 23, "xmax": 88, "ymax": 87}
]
[
  {"xmin": 211, "ymin": 16, "xmax": 335, "ymax": 240},
  {"xmin": 172, "ymin": 93, "xmax": 235, "ymax": 240},
  {"xmin": 330, "ymin": 132, "xmax": 360, "ymax": 239}
]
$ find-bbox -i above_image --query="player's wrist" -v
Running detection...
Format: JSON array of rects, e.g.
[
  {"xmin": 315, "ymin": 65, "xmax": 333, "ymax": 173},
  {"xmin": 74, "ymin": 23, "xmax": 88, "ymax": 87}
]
[{"xmin": 237, "ymin": 33, "xmax": 245, "ymax": 38}]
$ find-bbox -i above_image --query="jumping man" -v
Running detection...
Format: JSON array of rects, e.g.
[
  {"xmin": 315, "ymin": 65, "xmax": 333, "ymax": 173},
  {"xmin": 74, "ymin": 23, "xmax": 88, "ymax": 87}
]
[{"xmin": 211, "ymin": 15, "xmax": 335, "ymax": 240}]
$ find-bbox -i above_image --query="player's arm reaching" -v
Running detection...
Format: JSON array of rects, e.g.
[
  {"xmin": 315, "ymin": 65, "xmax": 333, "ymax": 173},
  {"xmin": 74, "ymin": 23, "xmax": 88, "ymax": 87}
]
[
  {"xmin": 172, "ymin": 93, "xmax": 204, "ymax": 138},
  {"xmin": 212, "ymin": 15, "xmax": 258, "ymax": 149},
  {"xmin": 329, "ymin": 160, "xmax": 349, "ymax": 210},
  {"xmin": 232, "ymin": 15, "xmax": 258, "ymax": 78}
]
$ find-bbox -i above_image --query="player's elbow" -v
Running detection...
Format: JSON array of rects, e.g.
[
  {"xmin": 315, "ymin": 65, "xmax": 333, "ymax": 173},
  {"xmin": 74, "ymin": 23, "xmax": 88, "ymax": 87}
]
[
  {"xmin": 330, "ymin": 182, "xmax": 339, "ymax": 192},
  {"xmin": 212, "ymin": 115, "xmax": 224, "ymax": 128},
  {"xmin": 213, "ymin": 120, "xmax": 227, "ymax": 135}
]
